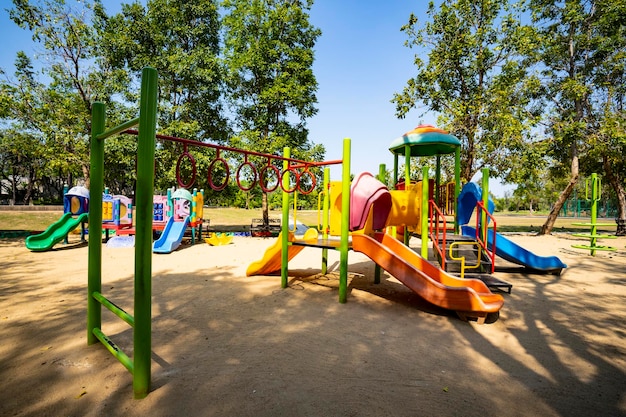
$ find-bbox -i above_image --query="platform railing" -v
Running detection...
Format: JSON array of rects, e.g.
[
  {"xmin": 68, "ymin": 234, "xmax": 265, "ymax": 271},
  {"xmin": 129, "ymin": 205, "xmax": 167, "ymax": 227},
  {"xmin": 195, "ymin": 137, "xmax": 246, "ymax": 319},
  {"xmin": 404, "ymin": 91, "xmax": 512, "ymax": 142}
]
[
  {"xmin": 475, "ymin": 201, "xmax": 496, "ymax": 273},
  {"xmin": 429, "ymin": 199, "xmax": 447, "ymax": 270}
]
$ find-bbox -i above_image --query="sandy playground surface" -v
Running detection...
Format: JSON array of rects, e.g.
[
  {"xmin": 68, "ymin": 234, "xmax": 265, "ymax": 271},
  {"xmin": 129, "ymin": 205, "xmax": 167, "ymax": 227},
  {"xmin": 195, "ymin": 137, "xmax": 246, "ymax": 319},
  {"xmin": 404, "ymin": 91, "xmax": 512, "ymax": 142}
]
[{"xmin": 1, "ymin": 231, "xmax": 626, "ymax": 417}]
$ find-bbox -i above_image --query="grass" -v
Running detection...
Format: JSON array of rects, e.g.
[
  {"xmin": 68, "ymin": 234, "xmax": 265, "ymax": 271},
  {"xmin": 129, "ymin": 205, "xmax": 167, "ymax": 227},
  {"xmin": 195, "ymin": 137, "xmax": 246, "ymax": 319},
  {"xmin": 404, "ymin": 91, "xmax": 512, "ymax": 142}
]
[{"xmin": 0, "ymin": 207, "xmax": 618, "ymax": 234}]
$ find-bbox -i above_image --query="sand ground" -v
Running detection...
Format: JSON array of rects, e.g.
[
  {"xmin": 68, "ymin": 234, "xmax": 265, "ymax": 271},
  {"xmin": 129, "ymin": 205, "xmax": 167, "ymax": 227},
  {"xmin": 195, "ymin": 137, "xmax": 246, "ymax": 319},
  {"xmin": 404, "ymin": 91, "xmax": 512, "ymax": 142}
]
[{"xmin": 1, "ymin": 232, "xmax": 625, "ymax": 417}]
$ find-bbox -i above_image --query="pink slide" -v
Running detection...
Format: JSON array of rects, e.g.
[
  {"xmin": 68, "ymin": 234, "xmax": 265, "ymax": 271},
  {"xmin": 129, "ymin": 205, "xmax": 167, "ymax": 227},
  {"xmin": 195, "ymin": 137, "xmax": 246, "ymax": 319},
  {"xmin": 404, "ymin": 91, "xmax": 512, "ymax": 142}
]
[
  {"xmin": 351, "ymin": 232, "xmax": 504, "ymax": 321},
  {"xmin": 349, "ymin": 173, "xmax": 391, "ymax": 231}
]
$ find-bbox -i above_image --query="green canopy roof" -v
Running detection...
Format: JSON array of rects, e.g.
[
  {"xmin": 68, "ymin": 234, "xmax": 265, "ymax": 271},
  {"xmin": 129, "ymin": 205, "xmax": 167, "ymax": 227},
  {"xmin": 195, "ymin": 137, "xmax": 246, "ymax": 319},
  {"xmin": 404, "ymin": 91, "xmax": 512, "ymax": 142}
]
[{"xmin": 389, "ymin": 128, "xmax": 460, "ymax": 157}]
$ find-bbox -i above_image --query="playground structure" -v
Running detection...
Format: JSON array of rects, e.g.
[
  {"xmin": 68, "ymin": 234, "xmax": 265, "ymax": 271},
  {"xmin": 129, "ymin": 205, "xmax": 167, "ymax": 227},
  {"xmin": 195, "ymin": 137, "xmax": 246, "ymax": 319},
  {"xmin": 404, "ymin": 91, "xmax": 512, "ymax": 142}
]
[
  {"xmin": 101, "ymin": 191, "xmax": 133, "ymax": 239},
  {"xmin": 152, "ymin": 187, "xmax": 204, "ymax": 253},
  {"xmin": 25, "ymin": 185, "xmax": 89, "ymax": 251},
  {"xmin": 250, "ymin": 126, "xmax": 513, "ymax": 308},
  {"xmin": 571, "ymin": 173, "xmax": 618, "ymax": 255}
]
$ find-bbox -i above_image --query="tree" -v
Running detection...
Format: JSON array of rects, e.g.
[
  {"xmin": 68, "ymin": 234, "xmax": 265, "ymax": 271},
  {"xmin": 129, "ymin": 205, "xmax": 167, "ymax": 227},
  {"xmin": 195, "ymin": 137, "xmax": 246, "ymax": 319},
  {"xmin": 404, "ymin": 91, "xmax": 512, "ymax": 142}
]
[
  {"xmin": 222, "ymin": 0, "xmax": 324, "ymax": 226},
  {"xmin": 5, "ymin": 0, "xmax": 125, "ymax": 193},
  {"xmin": 97, "ymin": 0, "xmax": 228, "ymax": 194},
  {"xmin": 586, "ymin": 0, "xmax": 626, "ymax": 235},
  {"xmin": 531, "ymin": 0, "xmax": 624, "ymax": 234},
  {"xmin": 393, "ymin": 0, "xmax": 542, "ymax": 183}
]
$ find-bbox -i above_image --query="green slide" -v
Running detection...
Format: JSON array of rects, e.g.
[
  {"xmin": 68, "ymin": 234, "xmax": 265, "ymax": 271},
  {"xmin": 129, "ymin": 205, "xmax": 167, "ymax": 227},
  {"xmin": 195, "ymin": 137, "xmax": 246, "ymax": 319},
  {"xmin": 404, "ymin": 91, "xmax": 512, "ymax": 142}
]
[{"xmin": 25, "ymin": 212, "xmax": 89, "ymax": 251}]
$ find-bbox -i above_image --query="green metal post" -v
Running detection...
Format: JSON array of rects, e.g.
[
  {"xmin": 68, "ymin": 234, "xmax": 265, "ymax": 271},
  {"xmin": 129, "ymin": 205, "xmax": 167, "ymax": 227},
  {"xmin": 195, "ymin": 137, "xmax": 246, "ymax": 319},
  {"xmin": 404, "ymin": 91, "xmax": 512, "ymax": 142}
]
[
  {"xmin": 421, "ymin": 166, "xmax": 429, "ymax": 258},
  {"xmin": 454, "ymin": 147, "xmax": 461, "ymax": 234},
  {"xmin": 281, "ymin": 147, "xmax": 291, "ymax": 288},
  {"xmin": 374, "ymin": 164, "xmax": 386, "ymax": 284},
  {"xmin": 339, "ymin": 138, "xmax": 351, "ymax": 303},
  {"xmin": 393, "ymin": 154, "xmax": 398, "ymax": 186},
  {"xmin": 133, "ymin": 66, "xmax": 158, "ymax": 399},
  {"xmin": 590, "ymin": 173, "xmax": 598, "ymax": 256},
  {"xmin": 321, "ymin": 168, "xmax": 330, "ymax": 275},
  {"xmin": 481, "ymin": 168, "xmax": 489, "ymax": 243},
  {"xmin": 87, "ymin": 102, "xmax": 105, "ymax": 346},
  {"xmin": 435, "ymin": 155, "xmax": 441, "ymax": 205},
  {"xmin": 404, "ymin": 145, "xmax": 411, "ymax": 246}
]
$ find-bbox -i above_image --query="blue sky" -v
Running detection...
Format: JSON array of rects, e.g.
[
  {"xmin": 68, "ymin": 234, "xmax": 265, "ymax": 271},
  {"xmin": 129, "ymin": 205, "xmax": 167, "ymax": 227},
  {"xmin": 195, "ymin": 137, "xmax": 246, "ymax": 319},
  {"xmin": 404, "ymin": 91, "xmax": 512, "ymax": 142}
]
[{"xmin": 0, "ymin": 1, "xmax": 512, "ymax": 196}]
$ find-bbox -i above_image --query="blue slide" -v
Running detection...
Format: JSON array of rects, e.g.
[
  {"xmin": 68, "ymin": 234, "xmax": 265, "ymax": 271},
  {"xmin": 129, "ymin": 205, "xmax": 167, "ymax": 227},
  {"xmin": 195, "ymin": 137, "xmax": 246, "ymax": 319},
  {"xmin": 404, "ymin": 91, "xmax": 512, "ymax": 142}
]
[
  {"xmin": 457, "ymin": 183, "xmax": 567, "ymax": 275},
  {"xmin": 462, "ymin": 226, "xmax": 566, "ymax": 274},
  {"xmin": 153, "ymin": 216, "xmax": 190, "ymax": 254}
]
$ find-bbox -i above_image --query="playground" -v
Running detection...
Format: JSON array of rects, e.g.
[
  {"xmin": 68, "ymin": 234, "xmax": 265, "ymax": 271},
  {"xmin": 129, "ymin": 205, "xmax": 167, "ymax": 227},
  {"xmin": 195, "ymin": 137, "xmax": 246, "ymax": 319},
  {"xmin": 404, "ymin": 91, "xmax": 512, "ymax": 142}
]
[
  {"xmin": 1, "ymin": 230, "xmax": 626, "ymax": 416},
  {"xmin": 3, "ymin": 67, "xmax": 625, "ymax": 415}
]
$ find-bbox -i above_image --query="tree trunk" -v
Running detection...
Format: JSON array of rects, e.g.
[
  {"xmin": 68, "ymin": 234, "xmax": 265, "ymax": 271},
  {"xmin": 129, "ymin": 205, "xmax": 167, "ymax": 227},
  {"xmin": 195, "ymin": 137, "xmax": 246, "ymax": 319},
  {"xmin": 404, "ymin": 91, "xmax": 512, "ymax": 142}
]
[
  {"xmin": 82, "ymin": 163, "xmax": 90, "ymax": 190},
  {"xmin": 603, "ymin": 156, "xmax": 626, "ymax": 236},
  {"xmin": 539, "ymin": 175, "xmax": 578, "ymax": 235},
  {"xmin": 10, "ymin": 167, "xmax": 17, "ymax": 206},
  {"xmin": 261, "ymin": 191, "xmax": 269, "ymax": 227},
  {"xmin": 539, "ymin": 142, "xmax": 579, "ymax": 235}
]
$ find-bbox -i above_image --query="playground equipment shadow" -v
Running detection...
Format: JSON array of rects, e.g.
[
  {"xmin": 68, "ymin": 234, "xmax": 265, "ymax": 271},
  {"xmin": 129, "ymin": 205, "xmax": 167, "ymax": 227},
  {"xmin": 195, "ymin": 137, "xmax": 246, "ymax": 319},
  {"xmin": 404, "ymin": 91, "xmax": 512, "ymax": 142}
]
[{"xmin": 1, "ymin": 233, "xmax": 626, "ymax": 416}]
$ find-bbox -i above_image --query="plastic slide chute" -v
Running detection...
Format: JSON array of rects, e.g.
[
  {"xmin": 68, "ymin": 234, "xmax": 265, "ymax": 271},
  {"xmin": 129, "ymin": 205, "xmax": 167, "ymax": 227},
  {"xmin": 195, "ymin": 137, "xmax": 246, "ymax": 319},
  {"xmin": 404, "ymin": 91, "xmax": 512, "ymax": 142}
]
[
  {"xmin": 352, "ymin": 232, "xmax": 503, "ymax": 321},
  {"xmin": 246, "ymin": 229, "xmax": 318, "ymax": 276},
  {"xmin": 25, "ymin": 212, "xmax": 89, "ymax": 251},
  {"xmin": 462, "ymin": 226, "xmax": 566, "ymax": 274},
  {"xmin": 152, "ymin": 216, "xmax": 190, "ymax": 254},
  {"xmin": 350, "ymin": 172, "xmax": 391, "ymax": 232},
  {"xmin": 457, "ymin": 182, "xmax": 495, "ymax": 226}
]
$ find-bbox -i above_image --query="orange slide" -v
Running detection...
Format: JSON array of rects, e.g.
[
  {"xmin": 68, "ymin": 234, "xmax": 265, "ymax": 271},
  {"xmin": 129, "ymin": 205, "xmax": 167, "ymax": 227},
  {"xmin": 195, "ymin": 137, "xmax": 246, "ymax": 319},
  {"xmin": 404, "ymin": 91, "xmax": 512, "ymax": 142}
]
[
  {"xmin": 351, "ymin": 232, "xmax": 504, "ymax": 320},
  {"xmin": 246, "ymin": 229, "xmax": 318, "ymax": 276}
]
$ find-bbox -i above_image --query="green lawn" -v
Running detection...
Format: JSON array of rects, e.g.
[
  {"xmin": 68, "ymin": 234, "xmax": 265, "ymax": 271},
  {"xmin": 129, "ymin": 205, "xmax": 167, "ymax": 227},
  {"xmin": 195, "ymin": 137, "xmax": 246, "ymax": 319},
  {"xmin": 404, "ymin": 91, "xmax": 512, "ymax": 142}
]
[{"xmin": 0, "ymin": 207, "xmax": 618, "ymax": 234}]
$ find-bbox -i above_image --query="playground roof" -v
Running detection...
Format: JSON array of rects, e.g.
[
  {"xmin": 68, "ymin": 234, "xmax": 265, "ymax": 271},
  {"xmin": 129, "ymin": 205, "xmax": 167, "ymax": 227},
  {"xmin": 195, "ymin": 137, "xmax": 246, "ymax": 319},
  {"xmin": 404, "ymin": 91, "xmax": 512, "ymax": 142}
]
[
  {"xmin": 389, "ymin": 125, "xmax": 460, "ymax": 157},
  {"xmin": 172, "ymin": 188, "xmax": 193, "ymax": 201},
  {"xmin": 66, "ymin": 186, "xmax": 90, "ymax": 199}
]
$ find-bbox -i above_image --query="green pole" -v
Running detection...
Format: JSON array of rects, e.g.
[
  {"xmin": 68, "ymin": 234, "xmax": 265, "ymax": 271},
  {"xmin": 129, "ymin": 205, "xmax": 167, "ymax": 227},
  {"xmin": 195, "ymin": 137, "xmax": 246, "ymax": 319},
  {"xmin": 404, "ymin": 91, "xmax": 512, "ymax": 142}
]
[
  {"xmin": 435, "ymin": 155, "xmax": 441, "ymax": 205},
  {"xmin": 404, "ymin": 146, "xmax": 411, "ymax": 246},
  {"xmin": 393, "ymin": 154, "xmax": 398, "ymax": 186},
  {"xmin": 454, "ymin": 147, "xmax": 461, "ymax": 234},
  {"xmin": 133, "ymin": 67, "xmax": 158, "ymax": 399},
  {"xmin": 281, "ymin": 147, "xmax": 291, "ymax": 288},
  {"xmin": 87, "ymin": 102, "xmax": 105, "ymax": 346},
  {"xmin": 590, "ymin": 173, "xmax": 598, "ymax": 256},
  {"xmin": 421, "ymin": 166, "xmax": 429, "ymax": 258},
  {"xmin": 321, "ymin": 167, "xmax": 330, "ymax": 275},
  {"xmin": 481, "ymin": 168, "xmax": 489, "ymax": 243},
  {"xmin": 373, "ymin": 164, "xmax": 386, "ymax": 284},
  {"xmin": 339, "ymin": 138, "xmax": 351, "ymax": 303}
]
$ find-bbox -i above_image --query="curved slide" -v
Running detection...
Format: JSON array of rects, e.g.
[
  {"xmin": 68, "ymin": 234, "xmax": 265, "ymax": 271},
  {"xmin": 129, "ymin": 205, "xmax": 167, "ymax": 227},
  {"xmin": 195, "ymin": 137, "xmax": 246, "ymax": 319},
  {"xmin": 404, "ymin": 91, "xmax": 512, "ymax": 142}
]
[
  {"xmin": 153, "ymin": 216, "xmax": 190, "ymax": 254},
  {"xmin": 462, "ymin": 226, "xmax": 566, "ymax": 274},
  {"xmin": 25, "ymin": 212, "xmax": 88, "ymax": 251},
  {"xmin": 352, "ymin": 232, "xmax": 504, "ymax": 318},
  {"xmin": 246, "ymin": 229, "xmax": 318, "ymax": 276}
]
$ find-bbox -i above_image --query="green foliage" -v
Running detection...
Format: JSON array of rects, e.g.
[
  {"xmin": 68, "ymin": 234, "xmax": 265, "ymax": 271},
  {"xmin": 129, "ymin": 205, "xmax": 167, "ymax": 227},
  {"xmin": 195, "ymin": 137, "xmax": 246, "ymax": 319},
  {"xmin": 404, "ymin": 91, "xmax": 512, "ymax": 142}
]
[
  {"xmin": 222, "ymin": 0, "xmax": 323, "ymax": 218},
  {"xmin": 393, "ymin": 0, "xmax": 542, "ymax": 183},
  {"xmin": 98, "ymin": 0, "xmax": 228, "ymax": 143}
]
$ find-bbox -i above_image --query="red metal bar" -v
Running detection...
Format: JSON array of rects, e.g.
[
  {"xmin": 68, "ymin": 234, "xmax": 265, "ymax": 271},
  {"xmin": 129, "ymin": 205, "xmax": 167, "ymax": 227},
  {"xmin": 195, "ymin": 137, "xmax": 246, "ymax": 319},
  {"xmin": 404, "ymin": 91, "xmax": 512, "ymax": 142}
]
[
  {"xmin": 123, "ymin": 129, "xmax": 342, "ymax": 167},
  {"xmin": 475, "ymin": 201, "xmax": 497, "ymax": 273},
  {"xmin": 428, "ymin": 199, "xmax": 447, "ymax": 270}
]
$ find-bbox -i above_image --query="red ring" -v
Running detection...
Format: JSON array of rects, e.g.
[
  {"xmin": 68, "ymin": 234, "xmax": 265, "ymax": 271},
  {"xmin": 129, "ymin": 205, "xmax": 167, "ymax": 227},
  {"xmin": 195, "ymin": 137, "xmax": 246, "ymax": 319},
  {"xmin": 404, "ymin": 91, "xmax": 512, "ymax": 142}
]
[
  {"xmin": 280, "ymin": 167, "xmax": 299, "ymax": 193},
  {"xmin": 259, "ymin": 165, "xmax": 280, "ymax": 193},
  {"xmin": 176, "ymin": 152, "xmax": 196, "ymax": 189},
  {"xmin": 208, "ymin": 158, "xmax": 230, "ymax": 191},
  {"xmin": 297, "ymin": 169, "xmax": 316, "ymax": 195},
  {"xmin": 236, "ymin": 161, "xmax": 258, "ymax": 191}
]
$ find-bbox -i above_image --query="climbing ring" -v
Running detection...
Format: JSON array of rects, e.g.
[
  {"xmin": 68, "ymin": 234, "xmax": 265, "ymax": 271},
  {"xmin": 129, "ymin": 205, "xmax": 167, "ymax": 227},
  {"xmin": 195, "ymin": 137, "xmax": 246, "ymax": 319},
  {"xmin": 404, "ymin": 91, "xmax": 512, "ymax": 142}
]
[
  {"xmin": 296, "ymin": 168, "xmax": 316, "ymax": 195},
  {"xmin": 236, "ymin": 160, "xmax": 258, "ymax": 191},
  {"xmin": 259, "ymin": 163, "xmax": 280, "ymax": 193},
  {"xmin": 176, "ymin": 151, "xmax": 197, "ymax": 189},
  {"xmin": 208, "ymin": 157, "xmax": 230, "ymax": 191},
  {"xmin": 280, "ymin": 166, "xmax": 300, "ymax": 194}
]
